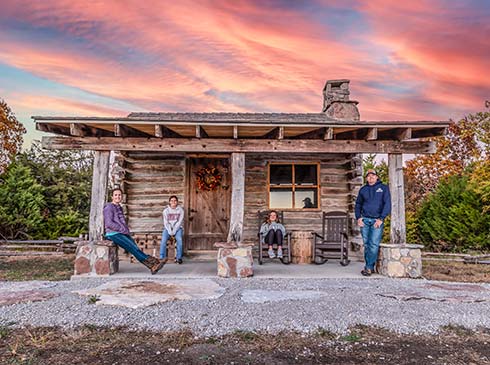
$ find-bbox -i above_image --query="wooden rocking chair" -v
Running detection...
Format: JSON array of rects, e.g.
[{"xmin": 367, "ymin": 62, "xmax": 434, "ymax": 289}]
[
  {"xmin": 313, "ymin": 211, "xmax": 350, "ymax": 266},
  {"xmin": 257, "ymin": 210, "xmax": 291, "ymax": 265}
]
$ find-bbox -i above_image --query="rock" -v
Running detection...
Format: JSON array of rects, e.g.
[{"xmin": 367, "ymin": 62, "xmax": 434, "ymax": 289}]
[
  {"xmin": 217, "ymin": 246, "xmax": 253, "ymax": 278},
  {"xmin": 74, "ymin": 240, "xmax": 119, "ymax": 276}
]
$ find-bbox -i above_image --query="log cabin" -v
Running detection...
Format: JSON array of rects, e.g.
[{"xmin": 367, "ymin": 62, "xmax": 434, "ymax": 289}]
[{"xmin": 33, "ymin": 79, "xmax": 449, "ymax": 263}]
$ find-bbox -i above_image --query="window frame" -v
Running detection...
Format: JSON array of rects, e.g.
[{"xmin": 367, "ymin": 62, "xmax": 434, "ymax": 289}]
[{"xmin": 267, "ymin": 162, "xmax": 321, "ymax": 210}]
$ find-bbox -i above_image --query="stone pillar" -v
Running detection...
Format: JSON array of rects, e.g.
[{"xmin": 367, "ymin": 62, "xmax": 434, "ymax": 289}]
[
  {"xmin": 227, "ymin": 153, "xmax": 245, "ymax": 244},
  {"xmin": 376, "ymin": 243, "xmax": 422, "ymax": 278},
  {"xmin": 74, "ymin": 240, "xmax": 119, "ymax": 276},
  {"xmin": 388, "ymin": 153, "xmax": 406, "ymax": 244},
  {"xmin": 215, "ymin": 242, "xmax": 253, "ymax": 278},
  {"xmin": 89, "ymin": 151, "xmax": 110, "ymax": 241}
]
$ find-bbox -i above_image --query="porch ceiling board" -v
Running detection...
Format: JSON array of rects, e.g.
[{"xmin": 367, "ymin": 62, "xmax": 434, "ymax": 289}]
[{"xmin": 42, "ymin": 136, "xmax": 436, "ymax": 154}]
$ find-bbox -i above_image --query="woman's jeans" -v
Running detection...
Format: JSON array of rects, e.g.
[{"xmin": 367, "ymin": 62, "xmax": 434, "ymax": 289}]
[
  {"xmin": 265, "ymin": 229, "xmax": 283, "ymax": 246},
  {"xmin": 360, "ymin": 218, "xmax": 384, "ymax": 270},
  {"xmin": 160, "ymin": 228, "xmax": 183, "ymax": 260},
  {"xmin": 105, "ymin": 233, "xmax": 149, "ymax": 263}
]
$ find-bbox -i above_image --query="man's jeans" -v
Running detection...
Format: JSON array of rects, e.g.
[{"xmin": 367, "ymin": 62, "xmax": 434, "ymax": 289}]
[
  {"xmin": 105, "ymin": 233, "xmax": 149, "ymax": 263},
  {"xmin": 360, "ymin": 218, "xmax": 384, "ymax": 270},
  {"xmin": 160, "ymin": 228, "xmax": 183, "ymax": 260}
]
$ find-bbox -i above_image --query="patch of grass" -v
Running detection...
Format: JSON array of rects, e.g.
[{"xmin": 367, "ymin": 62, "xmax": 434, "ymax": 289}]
[
  {"xmin": 315, "ymin": 327, "xmax": 334, "ymax": 339},
  {"xmin": 0, "ymin": 255, "xmax": 75, "ymax": 281},
  {"xmin": 233, "ymin": 330, "xmax": 259, "ymax": 342},
  {"xmin": 341, "ymin": 333, "xmax": 362, "ymax": 342},
  {"xmin": 87, "ymin": 295, "xmax": 100, "ymax": 305},
  {"xmin": 441, "ymin": 324, "xmax": 474, "ymax": 336},
  {"xmin": 0, "ymin": 325, "xmax": 11, "ymax": 339}
]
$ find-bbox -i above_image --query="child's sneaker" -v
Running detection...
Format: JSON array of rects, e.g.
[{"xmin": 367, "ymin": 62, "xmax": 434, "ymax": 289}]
[
  {"xmin": 268, "ymin": 249, "xmax": 276, "ymax": 258},
  {"xmin": 277, "ymin": 247, "xmax": 283, "ymax": 258}
]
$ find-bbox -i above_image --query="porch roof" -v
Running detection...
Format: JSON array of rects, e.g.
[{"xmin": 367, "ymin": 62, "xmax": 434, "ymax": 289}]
[{"xmin": 33, "ymin": 112, "xmax": 449, "ymax": 140}]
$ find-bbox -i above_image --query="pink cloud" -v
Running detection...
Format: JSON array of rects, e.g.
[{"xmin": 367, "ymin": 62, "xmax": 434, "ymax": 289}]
[{"xmin": 0, "ymin": 0, "xmax": 487, "ymax": 122}]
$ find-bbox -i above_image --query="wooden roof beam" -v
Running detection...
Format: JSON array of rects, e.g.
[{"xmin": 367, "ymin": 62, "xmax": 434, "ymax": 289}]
[
  {"xmin": 233, "ymin": 125, "xmax": 238, "ymax": 139},
  {"xmin": 70, "ymin": 123, "xmax": 114, "ymax": 137},
  {"xmin": 115, "ymin": 124, "xmax": 152, "ymax": 138},
  {"xmin": 377, "ymin": 128, "xmax": 412, "ymax": 141},
  {"xmin": 292, "ymin": 127, "xmax": 327, "ymax": 139},
  {"xmin": 395, "ymin": 128, "xmax": 412, "ymax": 141},
  {"xmin": 261, "ymin": 127, "xmax": 282, "ymax": 139},
  {"xmin": 324, "ymin": 127, "xmax": 333, "ymax": 140},
  {"xmin": 335, "ymin": 128, "xmax": 368, "ymax": 140},
  {"xmin": 411, "ymin": 127, "xmax": 446, "ymax": 139},
  {"xmin": 42, "ymin": 136, "xmax": 436, "ymax": 154},
  {"xmin": 154, "ymin": 125, "xmax": 182, "ymax": 138},
  {"xmin": 366, "ymin": 127, "xmax": 378, "ymax": 141},
  {"xmin": 36, "ymin": 122, "xmax": 71, "ymax": 135},
  {"xmin": 195, "ymin": 125, "xmax": 209, "ymax": 138}
]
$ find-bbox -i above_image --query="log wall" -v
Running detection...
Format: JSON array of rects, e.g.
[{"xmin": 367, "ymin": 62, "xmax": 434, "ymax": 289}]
[{"xmin": 118, "ymin": 152, "xmax": 186, "ymax": 233}]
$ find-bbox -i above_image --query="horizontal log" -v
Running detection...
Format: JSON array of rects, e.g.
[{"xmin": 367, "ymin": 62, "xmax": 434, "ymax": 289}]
[
  {"xmin": 42, "ymin": 137, "xmax": 436, "ymax": 154},
  {"xmin": 0, "ymin": 244, "xmax": 75, "ymax": 249},
  {"xmin": 0, "ymin": 239, "xmax": 63, "ymax": 245},
  {"xmin": 0, "ymin": 251, "xmax": 66, "ymax": 256}
]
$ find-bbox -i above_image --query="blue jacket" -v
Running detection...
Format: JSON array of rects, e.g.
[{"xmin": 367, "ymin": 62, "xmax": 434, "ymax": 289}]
[{"xmin": 355, "ymin": 180, "xmax": 391, "ymax": 220}]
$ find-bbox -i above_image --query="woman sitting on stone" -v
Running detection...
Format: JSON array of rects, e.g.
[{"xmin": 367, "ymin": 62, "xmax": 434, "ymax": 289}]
[
  {"xmin": 103, "ymin": 188, "xmax": 166, "ymax": 274},
  {"xmin": 259, "ymin": 210, "xmax": 286, "ymax": 259}
]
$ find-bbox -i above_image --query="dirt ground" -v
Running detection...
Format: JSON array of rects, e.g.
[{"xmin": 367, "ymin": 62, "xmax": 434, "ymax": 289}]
[
  {"xmin": 423, "ymin": 260, "xmax": 490, "ymax": 283},
  {"xmin": 0, "ymin": 325, "xmax": 489, "ymax": 364}
]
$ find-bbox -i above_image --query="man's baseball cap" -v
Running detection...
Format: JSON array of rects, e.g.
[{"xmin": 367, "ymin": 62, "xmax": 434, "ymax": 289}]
[{"xmin": 365, "ymin": 169, "xmax": 377, "ymax": 177}]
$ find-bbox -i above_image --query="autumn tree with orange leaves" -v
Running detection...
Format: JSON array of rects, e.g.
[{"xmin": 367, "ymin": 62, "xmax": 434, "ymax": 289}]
[
  {"xmin": 405, "ymin": 109, "xmax": 490, "ymax": 212},
  {"xmin": 0, "ymin": 99, "xmax": 26, "ymax": 174}
]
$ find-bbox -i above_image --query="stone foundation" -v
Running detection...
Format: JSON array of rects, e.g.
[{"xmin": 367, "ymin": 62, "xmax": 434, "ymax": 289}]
[
  {"xmin": 215, "ymin": 242, "xmax": 253, "ymax": 278},
  {"xmin": 74, "ymin": 240, "xmax": 119, "ymax": 276},
  {"xmin": 376, "ymin": 243, "xmax": 423, "ymax": 278}
]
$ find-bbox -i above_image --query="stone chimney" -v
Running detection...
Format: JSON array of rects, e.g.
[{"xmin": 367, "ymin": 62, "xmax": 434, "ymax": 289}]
[{"xmin": 322, "ymin": 79, "xmax": 360, "ymax": 121}]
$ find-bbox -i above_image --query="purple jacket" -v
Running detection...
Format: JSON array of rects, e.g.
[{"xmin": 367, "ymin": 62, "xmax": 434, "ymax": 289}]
[{"xmin": 103, "ymin": 203, "xmax": 130, "ymax": 235}]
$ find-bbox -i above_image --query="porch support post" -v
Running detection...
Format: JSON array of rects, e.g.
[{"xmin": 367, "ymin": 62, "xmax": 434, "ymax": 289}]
[
  {"xmin": 388, "ymin": 153, "xmax": 406, "ymax": 244},
  {"xmin": 89, "ymin": 151, "xmax": 110, "ymax": 241},
  {"xmin": 227, "ymin": 153, "xmax": 245, "ymax": 244}
]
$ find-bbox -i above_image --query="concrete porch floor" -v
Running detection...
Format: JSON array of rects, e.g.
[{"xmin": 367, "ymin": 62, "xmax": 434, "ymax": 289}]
[{"xmin": 73, "ymin": 258, "xmax": 370, "ymax": 279}]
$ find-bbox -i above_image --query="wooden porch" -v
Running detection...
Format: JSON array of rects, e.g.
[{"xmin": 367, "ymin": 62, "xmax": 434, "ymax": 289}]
[{"xmin": 33, "ymin": 80, "xmax": 451, "ymax": 273}]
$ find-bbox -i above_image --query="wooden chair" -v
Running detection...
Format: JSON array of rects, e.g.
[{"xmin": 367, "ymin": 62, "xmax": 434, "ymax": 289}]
[
  {"xmin": 257, "ymin": 210, "xmax": 291, "ymax": 265},
  {"xmin": 313, "ymin": 211, "xmax": 350, "ymax": 266}
]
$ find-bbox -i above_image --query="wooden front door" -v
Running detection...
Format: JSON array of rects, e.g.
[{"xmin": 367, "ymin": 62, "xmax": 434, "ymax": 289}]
[{"xmin": 187, "ymin": 157, "xmax": 230, "ymax": 250}]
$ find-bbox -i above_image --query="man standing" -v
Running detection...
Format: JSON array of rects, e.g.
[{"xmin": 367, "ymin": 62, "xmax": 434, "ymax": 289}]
[{"xmin": 355, "ymin": 169, "xmax": 391, "ymax": 276}]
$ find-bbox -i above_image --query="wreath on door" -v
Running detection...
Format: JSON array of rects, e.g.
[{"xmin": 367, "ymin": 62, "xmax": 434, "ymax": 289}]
[{"xmin": 195, "ymin": 166, "xmax": 222, "ymax": 191}]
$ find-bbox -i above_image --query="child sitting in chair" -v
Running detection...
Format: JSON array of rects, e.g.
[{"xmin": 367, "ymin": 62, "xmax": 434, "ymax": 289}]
[{"xmin": 259, "ymin": 210, "xmax": 286, "ymax": 259}]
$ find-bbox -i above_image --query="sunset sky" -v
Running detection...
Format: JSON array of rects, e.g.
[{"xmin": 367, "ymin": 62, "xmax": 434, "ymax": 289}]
[{"xmin": 0, "ymin": 0, "xmax": 489, "ymax": 147}]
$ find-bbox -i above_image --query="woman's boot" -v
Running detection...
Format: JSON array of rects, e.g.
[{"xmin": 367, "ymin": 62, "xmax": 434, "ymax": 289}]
[{"xmin": 142, "ymin": 256, "xmax": 167, "ymax": 275}]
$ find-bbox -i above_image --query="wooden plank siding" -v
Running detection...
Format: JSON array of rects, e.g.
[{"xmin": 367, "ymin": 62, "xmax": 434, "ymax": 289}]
[{"xmin": 121, "ymin": 152, "xmax": 186, "ymax": 233}]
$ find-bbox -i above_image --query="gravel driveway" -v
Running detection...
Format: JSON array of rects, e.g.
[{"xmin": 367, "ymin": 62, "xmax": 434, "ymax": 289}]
[{"xmin": 1, "ymin": 277, "xmax": 489, "ymax": 337}]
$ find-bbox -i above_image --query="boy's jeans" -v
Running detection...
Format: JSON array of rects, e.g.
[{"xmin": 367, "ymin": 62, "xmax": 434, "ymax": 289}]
[
  {"xmin": 160, "ymin": 228, "xmax": 183, "ymax": 260},
  {"xmin": 360, "ymin": 218, "xmax": 384, "ymax": 270}
]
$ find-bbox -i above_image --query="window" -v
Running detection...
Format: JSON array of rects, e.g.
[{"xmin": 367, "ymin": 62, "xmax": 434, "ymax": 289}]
[{"xmin": 269, "ymin": 163, "xmax": 319, "ymax": 209}]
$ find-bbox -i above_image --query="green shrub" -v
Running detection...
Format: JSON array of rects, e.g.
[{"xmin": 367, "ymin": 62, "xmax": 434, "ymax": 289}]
[{"xmin": 418, "ymin": 175, "xmax": 490, "ymax": 252}]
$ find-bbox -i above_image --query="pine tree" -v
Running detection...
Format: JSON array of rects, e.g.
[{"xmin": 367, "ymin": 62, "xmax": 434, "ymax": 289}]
[{"xmin": 0, "ymin": 163, "xmax": 45, "ymax": 239}]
